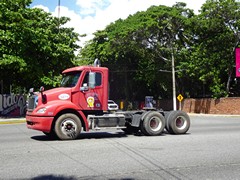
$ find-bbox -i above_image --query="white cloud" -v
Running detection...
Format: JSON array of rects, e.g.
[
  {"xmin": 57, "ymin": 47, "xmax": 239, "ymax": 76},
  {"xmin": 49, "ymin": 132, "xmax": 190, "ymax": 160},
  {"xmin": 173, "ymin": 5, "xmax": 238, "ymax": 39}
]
[
  {"xmin": 184, "ymin": 0, "xmax": 205, "ymax": 14},
  {"xmin": 37, "ymin": 0, "xmax": 206, "ymax": 47},
  {"xmin": 32, "ymin": 5, "xmax": 50, "ymax": 13},
  {"xmin": 76, "ymin": 0, "xmax": 104, "ymax": 9},
  {"xmin": 76, "ymin": 0, "xmax": 110, "ymax": 15}
]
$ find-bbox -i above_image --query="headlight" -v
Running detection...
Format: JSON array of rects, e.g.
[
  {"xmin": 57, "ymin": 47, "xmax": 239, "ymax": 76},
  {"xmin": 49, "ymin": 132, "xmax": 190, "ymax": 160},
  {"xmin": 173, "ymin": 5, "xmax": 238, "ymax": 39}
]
[{"xmin": 37, "ymin": 108, "xmax": 47, "ymax": 114}]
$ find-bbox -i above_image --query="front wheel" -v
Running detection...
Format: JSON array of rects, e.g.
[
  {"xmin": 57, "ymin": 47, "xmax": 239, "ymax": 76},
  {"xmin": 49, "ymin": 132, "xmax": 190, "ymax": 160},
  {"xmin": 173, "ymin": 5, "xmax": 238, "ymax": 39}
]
[
  {"xmin": 141, "ymin": 111, "xmax": 165, "ymax": 136},
  {"xmin": 54, "ymin": 113, "xmax": 82, "ymax": 140},
  {"xmin": 165, "ymin": 111, "xmax": 190, "ymax": 134}
]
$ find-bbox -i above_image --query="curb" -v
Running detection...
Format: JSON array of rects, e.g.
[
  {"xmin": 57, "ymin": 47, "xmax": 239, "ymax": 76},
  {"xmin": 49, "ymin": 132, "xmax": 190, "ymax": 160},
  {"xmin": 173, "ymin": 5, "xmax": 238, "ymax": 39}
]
[
  {"xmin": 188, "ymin": 113, "xmax": 240, "ymax": 117},
  {"xmin": 0, "ymin": 119, "xmax": 26, "ymax": 125}
]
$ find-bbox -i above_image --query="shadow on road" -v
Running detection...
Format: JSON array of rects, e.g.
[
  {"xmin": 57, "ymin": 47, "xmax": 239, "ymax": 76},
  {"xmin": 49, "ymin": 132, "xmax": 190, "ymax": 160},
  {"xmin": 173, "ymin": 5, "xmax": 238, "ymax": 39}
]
[
  {"xmin": 31, "ymin": 131, "xmax": 129, "ymax": 141},
  {"xmin": 31, "ymin": 174, "xmax": 77, "ymax": 180},
  {"xmin": 79, "ymin": 131, "xmax": 128, "ymax": 139},
  {"xmin": 31, "ymin": 174, "xmax": 135, "ymax": 180},
  {"xmin": 30, "ymin": 130, "xmax": 187, "ymax": 141}
]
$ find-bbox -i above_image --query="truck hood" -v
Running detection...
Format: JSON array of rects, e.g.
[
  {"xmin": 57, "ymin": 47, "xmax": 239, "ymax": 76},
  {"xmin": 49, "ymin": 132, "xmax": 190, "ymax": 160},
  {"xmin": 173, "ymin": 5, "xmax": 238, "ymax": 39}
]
[{"xmin": 39, "ymin": 87, "xmax": 72, "ymax": 104}]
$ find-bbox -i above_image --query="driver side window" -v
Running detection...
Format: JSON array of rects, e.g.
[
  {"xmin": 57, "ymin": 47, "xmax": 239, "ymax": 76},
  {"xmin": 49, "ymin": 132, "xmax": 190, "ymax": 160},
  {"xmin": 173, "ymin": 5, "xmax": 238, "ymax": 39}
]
[
  {"xmin": 95, "ymin": 72, "xmax": 102, "ymax": 86},
  {"xmin": 81, "ymin": 71, "xmax": 102, "ymax": 87},
  {"xmin": 82, "ymin": 72, "xmax": 89, "ymax": 86}
]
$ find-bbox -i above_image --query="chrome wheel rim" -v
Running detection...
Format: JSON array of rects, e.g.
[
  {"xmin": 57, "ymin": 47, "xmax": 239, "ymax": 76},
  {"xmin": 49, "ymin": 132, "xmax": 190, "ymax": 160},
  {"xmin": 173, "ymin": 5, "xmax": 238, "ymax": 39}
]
[
  {"xmin": 61, "ymin": 118, "xmax": 77, "ymax": 137},
  {"xmin": 175, "ymin": 116, "xmax": 187, "ymax": 130},
  {"xmin": 149, "ymin": 116, "xmax": 162, "ymax": 132}
]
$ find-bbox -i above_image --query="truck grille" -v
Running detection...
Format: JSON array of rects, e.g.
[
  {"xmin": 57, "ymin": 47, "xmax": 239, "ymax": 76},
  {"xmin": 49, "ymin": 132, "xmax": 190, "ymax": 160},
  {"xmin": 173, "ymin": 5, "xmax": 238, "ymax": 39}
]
[{"xmin": 27, "ymin": 95, "xmax": 37, "ymax": 111}]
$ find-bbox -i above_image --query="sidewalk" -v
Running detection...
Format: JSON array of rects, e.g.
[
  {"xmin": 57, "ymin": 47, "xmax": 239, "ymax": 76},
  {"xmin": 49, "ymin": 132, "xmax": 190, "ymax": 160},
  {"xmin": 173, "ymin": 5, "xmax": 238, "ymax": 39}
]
[
  {"xmin": 188, "ymin": 113, "xmax": 240, "ymax": 117},
  {"xmin": 0, "ymin": 117, "xmax": 26, "ymax": 125}
]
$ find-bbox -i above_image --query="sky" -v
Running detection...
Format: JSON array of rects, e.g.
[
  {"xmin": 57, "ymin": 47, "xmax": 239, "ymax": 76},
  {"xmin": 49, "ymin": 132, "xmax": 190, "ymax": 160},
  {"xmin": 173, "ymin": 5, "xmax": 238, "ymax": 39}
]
[{"xmin": 30, "ymin": 0, "xmax": 206, "ymax": 47}]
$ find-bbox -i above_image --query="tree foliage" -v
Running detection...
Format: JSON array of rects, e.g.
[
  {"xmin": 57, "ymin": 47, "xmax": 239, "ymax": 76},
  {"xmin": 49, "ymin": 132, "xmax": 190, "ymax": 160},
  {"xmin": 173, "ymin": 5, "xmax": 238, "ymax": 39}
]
[
  {"xmin": 1, "ymin": 0, "xmax": 240, "ymax": 101},
  {"xmin": 80, "ymin": 3, "xmax": 195, "ymax": 100},
  {"xmin": 0, "ymin": 0, "xmax": 79, "ymax": 93},
  {"xmin": 179, "ymin": 0, "xmax": 240, "ymax": 98},
  {"xmin": 80, "ymin": 0, "xmax": 240, "ymax": 100}
]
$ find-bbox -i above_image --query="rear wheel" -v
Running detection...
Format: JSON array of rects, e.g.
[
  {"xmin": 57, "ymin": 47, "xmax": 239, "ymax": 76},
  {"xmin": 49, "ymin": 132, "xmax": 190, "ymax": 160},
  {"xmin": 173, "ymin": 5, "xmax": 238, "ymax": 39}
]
[
  {"xmin": 54, "ymin": 113, "xmax": 82, "ymax": 140},
  {"xmin": 166, "ymin": 111, "xmax": 190, "ymax": 134},
  {"xmin": 141, "ymin": 111, "xmax": 165, "ymax": 136}
]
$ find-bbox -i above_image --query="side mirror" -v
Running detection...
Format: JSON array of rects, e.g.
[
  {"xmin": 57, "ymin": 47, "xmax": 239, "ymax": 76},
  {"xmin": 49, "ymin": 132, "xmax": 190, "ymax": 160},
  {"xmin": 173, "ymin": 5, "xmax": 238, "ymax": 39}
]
[
  {"xmin": 39, "ymin": 86, "xmax": 46, "ymax": 103},
  {"xmin": 89, "ymin": 72, "xmax": 96, "ymax": 89},
  {"xmin": 39, "ymin": 86, "xmax": 44, "ymax": 92},
  {"xmin": 80, "ymin": 83, "xmax": 89, "ymax": 91},
  {"xmin": 29, "ymin": 88, "xmax": 34, "ymax": 96}
]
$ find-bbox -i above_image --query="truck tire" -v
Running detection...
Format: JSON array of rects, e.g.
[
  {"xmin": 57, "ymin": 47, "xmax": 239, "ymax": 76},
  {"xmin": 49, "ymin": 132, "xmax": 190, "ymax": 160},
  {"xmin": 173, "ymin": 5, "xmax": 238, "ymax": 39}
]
[
  {"xmin": 141, "ymin": 111, "xmax": 165, "ymax": 136},
  {"xmin": 166, "ymin": 110, "xmax": 190, "ymax": 134},
  {"xmin": 54, "ymin": 113, "xmax": 82, "ymax": 140}
]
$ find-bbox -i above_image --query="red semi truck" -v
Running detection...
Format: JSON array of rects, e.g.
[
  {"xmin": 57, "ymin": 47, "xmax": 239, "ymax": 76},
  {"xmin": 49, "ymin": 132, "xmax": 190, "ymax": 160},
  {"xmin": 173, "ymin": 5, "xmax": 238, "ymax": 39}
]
[{"xmin": 26, "ymin": 60, "xmax": 190, "ymax": 140}]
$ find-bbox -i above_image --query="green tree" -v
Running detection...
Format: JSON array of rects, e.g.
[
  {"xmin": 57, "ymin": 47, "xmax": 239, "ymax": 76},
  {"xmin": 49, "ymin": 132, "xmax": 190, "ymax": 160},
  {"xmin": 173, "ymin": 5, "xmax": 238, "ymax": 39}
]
[
  {"xmin": 0, "ymin": 0, "xmax": 79, "ymax": 93},
  {"xmin": 79, "ymin": 3, "xmax": 194, "ymax": 102},
  {"xmin": 180, "ymin": 0, "xmax": 240, "ymax": 98}
]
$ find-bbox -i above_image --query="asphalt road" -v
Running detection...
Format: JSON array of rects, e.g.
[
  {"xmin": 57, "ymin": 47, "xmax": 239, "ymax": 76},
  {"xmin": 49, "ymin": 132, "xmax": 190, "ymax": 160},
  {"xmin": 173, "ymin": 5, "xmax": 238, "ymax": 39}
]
[{"xmin": 0, "ymin": 115, "xmax": 240, "ymax": 180}]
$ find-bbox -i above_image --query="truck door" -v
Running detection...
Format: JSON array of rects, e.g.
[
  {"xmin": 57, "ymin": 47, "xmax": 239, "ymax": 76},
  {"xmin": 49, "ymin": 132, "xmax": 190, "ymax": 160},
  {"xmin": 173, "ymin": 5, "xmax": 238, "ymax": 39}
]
[{"xmin": 79, "ymin": 71, "xmax": 104, "ymax": 110}]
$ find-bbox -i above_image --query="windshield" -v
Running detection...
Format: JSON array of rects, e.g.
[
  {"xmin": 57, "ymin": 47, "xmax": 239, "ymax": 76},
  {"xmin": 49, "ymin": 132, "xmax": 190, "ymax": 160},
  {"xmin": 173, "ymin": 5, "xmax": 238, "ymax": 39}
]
[{"xmin": 60, "ymin": 72, "xmax": 81, "ymax": 87}]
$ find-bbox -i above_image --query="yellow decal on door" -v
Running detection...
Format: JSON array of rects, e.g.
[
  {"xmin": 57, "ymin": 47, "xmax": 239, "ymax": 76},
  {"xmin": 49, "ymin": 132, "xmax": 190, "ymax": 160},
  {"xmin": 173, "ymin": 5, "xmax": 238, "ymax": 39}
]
[{"xmin": 87, "ymin": 97, "xmax": 94, "ymax": 108}]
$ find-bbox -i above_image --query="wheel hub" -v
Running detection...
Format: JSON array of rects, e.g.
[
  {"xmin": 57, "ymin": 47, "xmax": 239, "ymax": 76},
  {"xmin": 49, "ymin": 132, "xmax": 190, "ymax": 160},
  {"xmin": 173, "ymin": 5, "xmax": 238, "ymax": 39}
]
[
  {"xmin": 175, "ymin": 116, "xmax": 187, "ymax": 130},
  {"xmin": 150, "ymin": 119, "xmax": 157, "ymax": 129},
  {"xmin": 66, "ymin": 124, "xmax": 73, "ymax": 131},
  {"xmin": 176, "ymin": 118, "xmax": 183, "ymax": 127},
  {"xmin": 62, "ymin": 119, "xmax": 76, "ymax": 133},
  {"xmin": 149, "ymin": 117, "xmax": 161, "ymax": 131}
]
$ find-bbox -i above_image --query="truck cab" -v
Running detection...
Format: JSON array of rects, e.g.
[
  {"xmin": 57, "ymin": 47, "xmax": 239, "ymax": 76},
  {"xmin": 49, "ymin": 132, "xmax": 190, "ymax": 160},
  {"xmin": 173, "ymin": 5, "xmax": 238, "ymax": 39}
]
[
  {"xmin": 26, "ymin": 65, "xmax": 111, "ymax": 134},
  {"xmin": 62, "ymin": 66, "xmax": 109, "ymax": 112}
]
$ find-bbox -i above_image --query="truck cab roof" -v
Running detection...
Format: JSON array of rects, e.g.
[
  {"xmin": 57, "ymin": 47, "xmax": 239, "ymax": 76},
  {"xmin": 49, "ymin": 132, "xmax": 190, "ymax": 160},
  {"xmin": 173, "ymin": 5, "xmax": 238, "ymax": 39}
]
[{"xmin": 62, "ymin": 66, "xmax": 108, "ymax": 74}]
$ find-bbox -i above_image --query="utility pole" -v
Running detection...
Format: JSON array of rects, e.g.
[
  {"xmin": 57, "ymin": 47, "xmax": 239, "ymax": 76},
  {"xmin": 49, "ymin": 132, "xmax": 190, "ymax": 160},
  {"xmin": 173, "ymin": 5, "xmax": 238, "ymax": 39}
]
[
  {"xmin": 58, "ymin": 0, "xmax": 60, "ymax": 32},
  {"xmin": 163, "ymin": 21, "xmax": 177, "ymax": 111},
  {"xmin": 58, "ymin": 0, "xmax": 60, "ymax": 19}
]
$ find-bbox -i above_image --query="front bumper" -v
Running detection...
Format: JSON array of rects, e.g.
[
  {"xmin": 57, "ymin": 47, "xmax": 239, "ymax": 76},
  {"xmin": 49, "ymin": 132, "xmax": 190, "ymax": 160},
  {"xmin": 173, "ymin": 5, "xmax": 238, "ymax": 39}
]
[{"xmin": 26, "ymin": 115, "xmax": 54, "ymax": 133}]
